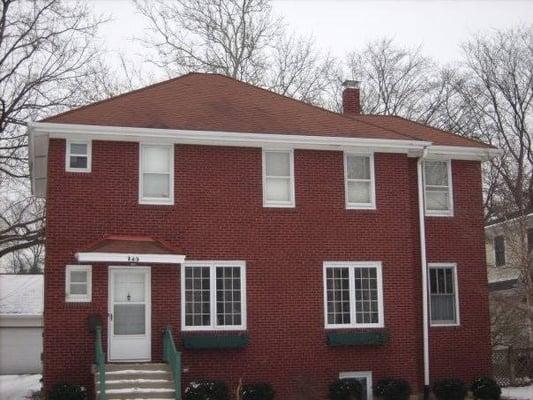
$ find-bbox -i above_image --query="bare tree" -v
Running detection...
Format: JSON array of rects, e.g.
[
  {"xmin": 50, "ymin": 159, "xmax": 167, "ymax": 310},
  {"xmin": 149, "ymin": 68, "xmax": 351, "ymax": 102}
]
[
  {"xmin": 344, "ymin": 38, "xmax": 448, "ymax": 123},
  {"xmin": 0, "ymin": 0, "xmax": 111, "ymax": 260}
]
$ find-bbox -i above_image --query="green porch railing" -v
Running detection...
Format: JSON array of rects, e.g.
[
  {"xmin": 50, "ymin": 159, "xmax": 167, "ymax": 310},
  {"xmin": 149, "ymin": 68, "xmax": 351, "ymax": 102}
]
[
  {"xmin": 163, "ymin": 326, "xmax": 182, "ymax": 400},
  {"xmin": 95, "ymin": 325, "xmax": 106, "ymax": 400}
]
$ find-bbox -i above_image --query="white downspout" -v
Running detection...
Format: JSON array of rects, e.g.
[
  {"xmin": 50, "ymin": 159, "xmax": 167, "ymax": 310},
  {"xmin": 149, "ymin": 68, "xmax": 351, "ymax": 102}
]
[{"xmin": 417, "ymin": 148, "xmax": 430, "ymax": 399}]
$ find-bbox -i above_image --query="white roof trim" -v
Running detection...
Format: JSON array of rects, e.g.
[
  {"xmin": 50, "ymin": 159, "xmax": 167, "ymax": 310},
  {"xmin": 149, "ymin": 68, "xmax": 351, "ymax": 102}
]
[{"xmin": 75, "ymin": 252, "xmax": 185, "ymax": 264}]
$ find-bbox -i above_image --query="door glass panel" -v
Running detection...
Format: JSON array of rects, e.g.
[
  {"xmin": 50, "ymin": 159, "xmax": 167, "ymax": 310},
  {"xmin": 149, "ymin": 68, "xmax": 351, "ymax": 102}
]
[
  {"xmin": 114, "ymin": 272, "xmax": 145, "ymax": 302},
  {"xmin": 114, "ymin": 304, "xmax": 146, "ymax": 335}
]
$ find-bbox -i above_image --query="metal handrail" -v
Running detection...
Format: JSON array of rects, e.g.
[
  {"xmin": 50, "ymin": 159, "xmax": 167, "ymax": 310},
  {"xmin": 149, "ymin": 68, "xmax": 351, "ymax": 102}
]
[
  {"xmin": 95, "ymin": 325, "xmax": 106, "ymax": 400},
  {"xmin": 163, "ymin": 326, "xmax": 181, "ymax": 400}
]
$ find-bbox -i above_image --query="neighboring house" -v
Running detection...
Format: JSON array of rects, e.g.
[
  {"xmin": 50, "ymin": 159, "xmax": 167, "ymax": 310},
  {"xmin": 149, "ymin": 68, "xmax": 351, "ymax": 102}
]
[
  {"xmin": 28, "ymin": 74, "xmax": 497, "ymax": 399},
  {"xmin": 485, "ymin": 212, "xmax": 532, "ymax": 349},
  {"xmin": 0, "ymin": 274, "xmax": 43, "ymax": 374}
]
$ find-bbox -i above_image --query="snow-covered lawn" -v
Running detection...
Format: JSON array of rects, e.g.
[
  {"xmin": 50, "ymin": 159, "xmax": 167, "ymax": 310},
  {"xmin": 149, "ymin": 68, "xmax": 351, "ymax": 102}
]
[
  {"xmin": 502, "ymin": 384, "xmax": 533, "ymax": 400},
  {"xmin": 0, "ymin": 375, "xmax": 41, "ymax": 400}
]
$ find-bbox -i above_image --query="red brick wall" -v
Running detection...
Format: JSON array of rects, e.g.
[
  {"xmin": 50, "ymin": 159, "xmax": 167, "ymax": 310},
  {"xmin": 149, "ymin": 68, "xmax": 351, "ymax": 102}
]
[{"xmin": 43, "ymin": 139, "xmax": 491, "ymax": 398}]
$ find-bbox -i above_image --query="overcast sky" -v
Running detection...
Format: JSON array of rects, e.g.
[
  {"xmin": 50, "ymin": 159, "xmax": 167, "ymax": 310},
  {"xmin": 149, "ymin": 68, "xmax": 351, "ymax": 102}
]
[{"xmin": 93, "ymin": 0, "xmax": 532, "ymax": 74}]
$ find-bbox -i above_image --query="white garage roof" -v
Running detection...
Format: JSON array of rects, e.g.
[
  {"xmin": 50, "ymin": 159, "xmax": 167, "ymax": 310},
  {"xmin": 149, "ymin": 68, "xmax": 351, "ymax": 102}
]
[{"xmin": 0, "ymin": 275, "xmax": 43, "ymax": 315}]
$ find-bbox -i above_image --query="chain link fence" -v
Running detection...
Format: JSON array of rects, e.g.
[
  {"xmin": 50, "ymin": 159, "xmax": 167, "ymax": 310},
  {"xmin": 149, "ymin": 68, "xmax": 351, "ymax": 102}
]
[{"xmin": 492, "ymin": 347, "xmax": 533, "ymax": 387}]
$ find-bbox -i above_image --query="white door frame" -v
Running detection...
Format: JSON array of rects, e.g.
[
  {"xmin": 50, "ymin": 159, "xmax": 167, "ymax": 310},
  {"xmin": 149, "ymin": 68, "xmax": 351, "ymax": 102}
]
[{"xmin": 108, "ymin": 266, "xmax": 151, "ymax": 362}]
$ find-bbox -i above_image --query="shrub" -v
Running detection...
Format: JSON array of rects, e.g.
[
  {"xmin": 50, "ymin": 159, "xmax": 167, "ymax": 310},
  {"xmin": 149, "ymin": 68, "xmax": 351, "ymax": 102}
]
[
  {"xmin": 374, "ymin": 378, "xmax": 411, "ymax": 400},
  {"xmin": 471, "ymin": 377, "xmax": 501, "ymax": 400},
  {"xmin": 328, "ymin": 379, "xmax": 363, "ymax": 400},
  {"xmin": 241, "ymin": 383, "xmax": 275, "ymax": 400},
  {"xmin": 184, "ymin": 380, "xmax": 230, "ymax": 400},
  {"xmin": 48, "ymin": 383, "xmax": 87, "ymax": 400},
  {"xmin": 433, "ymin": 379, "xmax": 467, "ymax": 400}
]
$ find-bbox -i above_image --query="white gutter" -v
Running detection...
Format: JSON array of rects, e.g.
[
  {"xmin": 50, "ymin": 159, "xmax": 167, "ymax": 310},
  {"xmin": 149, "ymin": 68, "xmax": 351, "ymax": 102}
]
[{"xmin": 417, "ymin": 148, "xmax": 430, "ymax": 398}]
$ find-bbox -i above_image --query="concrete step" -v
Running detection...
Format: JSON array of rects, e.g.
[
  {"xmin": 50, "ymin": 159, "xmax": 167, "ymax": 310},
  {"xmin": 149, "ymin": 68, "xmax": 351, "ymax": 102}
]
[
  {"xmin": 105, "ymin": 363, "xmax": 170, "ymax": 372},
  {"xmin": 105, "ymin": 378, "xmax": 175, "ymax": 390},
  {"xmin": 102, "ymin": 388, "xmax": 175, "ymax": 399}
]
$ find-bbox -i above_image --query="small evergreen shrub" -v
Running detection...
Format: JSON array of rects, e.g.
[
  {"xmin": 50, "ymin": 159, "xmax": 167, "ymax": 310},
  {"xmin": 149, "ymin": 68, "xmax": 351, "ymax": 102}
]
[
  {"xmin": 184, "ymin": 380, "xmax": 230, "ymax": 400},
  {"xmin": 241, "ymin": 383, "xmax": 275, "ymax": 400},
  {"xmin": 433, "ymin": 378, "xmax": 467, "ymax": 400},
  {"xmin": 374, "ymin": 378, "xmax": 411, "ymax": 400},
  {"xmin": 329, "ymin": 379, "xmax": 363, "ymax": 400},
  {"xmin": 471, "ymin": 377, "xmax": 501, "ymax": 400},
  {"xmin": 48, "ymin": 383, "xmax": 87, "ymax": 400}
]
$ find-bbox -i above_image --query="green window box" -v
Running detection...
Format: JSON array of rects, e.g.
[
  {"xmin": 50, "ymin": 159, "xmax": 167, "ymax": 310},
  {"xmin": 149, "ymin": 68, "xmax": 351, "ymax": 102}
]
[
  {"xmin": 182, "ymin": 334, "xmax": 249, "ymax": 349},
  {"xmin": 327, "ymin": 331, "xmax": 388, "ymax": 346}
]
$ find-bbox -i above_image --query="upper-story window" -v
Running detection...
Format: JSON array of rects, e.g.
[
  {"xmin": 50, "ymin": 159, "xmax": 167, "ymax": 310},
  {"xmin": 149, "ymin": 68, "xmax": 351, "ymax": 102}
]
[
  {"xmin": 139, "ymin": 144, "xmax": 174, "ymax": 205},
  {"xmin": 66, "ymin": 140, "xmax": 91, "ymax": 172},
  {"xmin": 262, "ymin": 150, "xmax": 295, "ymax": 207},
  {"xmin": 344, "ymin": 153, "xmax": 375, "ymax": 209},
  {"xmin": 429, "ymin": 263, "xmax": 459, "ymax": 326},
  {"xmin": 424, "ymin": 160, "xmax": 453, "ymax": 216},
  {"xmin": 494, "ymin": 235, "xmax": 506, "ymax": 267},
  {"xmin": 323, "ymin": 261, "xmax": 384, "ymax": 329},
  {"xmin": 181, "ymin": 261, "xmax": 246, "ymax": 331}
]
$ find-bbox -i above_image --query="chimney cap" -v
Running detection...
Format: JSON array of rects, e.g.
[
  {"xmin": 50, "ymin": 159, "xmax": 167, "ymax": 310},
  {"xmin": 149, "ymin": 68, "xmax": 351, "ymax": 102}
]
[{"xmin": 342, "ymin": 80, "xmax": 361, "ymax": 89}]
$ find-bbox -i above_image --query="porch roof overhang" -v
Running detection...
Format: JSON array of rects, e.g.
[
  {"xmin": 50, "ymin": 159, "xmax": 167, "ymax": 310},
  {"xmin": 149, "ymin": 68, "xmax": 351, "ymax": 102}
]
[{"xmin": 75, "ymin": 235, "xmax": 185, "ymax": 264}]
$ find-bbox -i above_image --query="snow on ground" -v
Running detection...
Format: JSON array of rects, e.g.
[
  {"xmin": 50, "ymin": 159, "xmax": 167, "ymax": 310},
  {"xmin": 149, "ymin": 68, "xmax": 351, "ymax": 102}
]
[
  {"xmin": 502, "ymin": 384, "xmax": 533, "ymax": 400},
  {"xmin": 0, "ymin": 374, "xmax": 41, "ymax": 400}
]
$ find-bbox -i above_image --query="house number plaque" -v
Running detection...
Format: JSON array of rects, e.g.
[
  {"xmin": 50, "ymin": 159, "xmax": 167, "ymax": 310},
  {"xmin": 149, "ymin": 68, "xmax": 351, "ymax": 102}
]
[{"xmin": 128, "ymin": 256, "xmax": 140, "ymax": 262}]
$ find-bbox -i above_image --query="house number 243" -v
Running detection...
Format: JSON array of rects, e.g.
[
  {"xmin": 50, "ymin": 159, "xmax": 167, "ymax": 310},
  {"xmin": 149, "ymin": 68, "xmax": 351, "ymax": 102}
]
[{"xmin": 128, "ymin": 256, "xmax": 140, "ymax": 262}]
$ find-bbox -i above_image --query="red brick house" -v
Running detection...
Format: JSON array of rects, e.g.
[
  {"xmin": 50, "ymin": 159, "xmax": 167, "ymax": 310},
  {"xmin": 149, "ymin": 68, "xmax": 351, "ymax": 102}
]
[{"xmin": 29, "ymin": 73, "xmax": 497, "ymax": 399}]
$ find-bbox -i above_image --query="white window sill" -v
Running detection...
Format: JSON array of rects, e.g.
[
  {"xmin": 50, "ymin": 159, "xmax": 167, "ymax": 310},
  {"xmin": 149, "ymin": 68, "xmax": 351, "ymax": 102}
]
[
  {"xmin": 425, "ymin": 210, "xmax": 454, "ymax": 217},
  {"xmin": 66, "ymin": 168, "xmax": 91, "ymax": 173},
  {"xmin": 65, "ymin": 296, "xmax": 91, "ymax": 303},
  {"xmin": 181, "ymin": 326, "xmax": 247, "ymax": 332},
  {"xmin": 346, "ymin": 203, "xmax": 376, "ymax": 210},
  {"xmin": 430, "ymin": 322, "xmax": 460, "ymax": 327},
  {"xmin": 263, "ymin": 202, "xmax": 295, "ymax": 208},
  {"xmin": 139, "ymin": 198, "xmax": 174, "ymax": 206},
  {"xmin": 325, "ymin": 324, "xmax": 384, "ymax": 329}
]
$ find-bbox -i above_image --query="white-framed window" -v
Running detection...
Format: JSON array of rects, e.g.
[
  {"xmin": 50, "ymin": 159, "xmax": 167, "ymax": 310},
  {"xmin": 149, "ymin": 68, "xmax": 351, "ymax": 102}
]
[
  {"xmin": 423, "ymin": 160, "xmax": 453, "ymax": 216},
  {"xmin": 344, "ymin": 153, "xmax": 376, "ymax": 209},
  {"xmin": 181, "ymin": 261, "xmax": 246, "ymax": 331},
  {"xmin": 429, "ymin": 263, "xmax": 460, "ymax": 326},
  {"xmin": 65, "ymin": 265, "xmax": 92, "ymax": 302},
  {"xmin": 339, "ymin": 371, "xmax": 373, "ymax": 400},
  {"xmin": 323, "ymin": 262, "xmax": 384, "ymax": 329},
  {"xmin": 66, "ymin": 140, "xmax": 91, "ymax": 172},
  {"xmin": 262, "ymin": 149, "xmax": 295, "ymax": 207},
  {"xmin": 139, "ymin": 144, "xmax": 174, "ymax": 205}
]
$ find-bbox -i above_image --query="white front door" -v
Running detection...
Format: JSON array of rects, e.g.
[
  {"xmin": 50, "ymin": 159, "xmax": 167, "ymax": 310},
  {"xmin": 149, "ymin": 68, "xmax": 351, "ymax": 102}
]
[{"xmin": 108, "ymin": 267, "xmax": 151, "ymax": 361}]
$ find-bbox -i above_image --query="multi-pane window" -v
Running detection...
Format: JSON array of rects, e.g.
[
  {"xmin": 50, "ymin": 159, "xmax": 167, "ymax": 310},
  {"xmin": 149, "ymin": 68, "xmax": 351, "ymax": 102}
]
[
  {"xmin": 424, "ymin": 160, "xmax": 453, "ymax": 216},
  {"xmin": 494, "ymin": 236, "xmax": 506, "ymax": 267},
  {"xmin": 263, "ymin": 150, "xmax": 294, "ymax": 207},
  {"xmin": 66, "ymin": 140, "xmax": 91, "ymax": 172},
  {"xmin": 429, "ymin": 264, "xmax": 459, "ymax": 326},
  {"xmin": 344, "ymin": 154, "xmax": 375, "ymax": 209},
  {"xmin": 139, "ymin": 144, "xmax": 174, "ymax": 204},
  {"xmin": 65, "ymin": 265, "xmax": 92, "ymax": 302},
  {"xmin": 324, "ymin": 262, "xmax": 384, "ymax": 328},
  {"xmin": 182, "ymin": 262, "xmax": 246, "ymax": 331}
]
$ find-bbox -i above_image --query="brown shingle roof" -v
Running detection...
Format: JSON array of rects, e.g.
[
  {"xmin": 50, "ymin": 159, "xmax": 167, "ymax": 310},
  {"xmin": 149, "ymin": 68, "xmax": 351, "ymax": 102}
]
[
  {"xmin": 43, "ymin": 72, "xmax": 492, "ymax": 148},
  {"xmin": 81, "ymin": 235, "xmax": 181, "ymax": 255}
]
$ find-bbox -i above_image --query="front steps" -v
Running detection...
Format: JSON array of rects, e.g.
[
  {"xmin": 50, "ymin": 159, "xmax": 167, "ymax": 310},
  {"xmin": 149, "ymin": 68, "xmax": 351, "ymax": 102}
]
[{"xmin": 95, "ymin": 363, "xmax": 176, "ymax": 399}]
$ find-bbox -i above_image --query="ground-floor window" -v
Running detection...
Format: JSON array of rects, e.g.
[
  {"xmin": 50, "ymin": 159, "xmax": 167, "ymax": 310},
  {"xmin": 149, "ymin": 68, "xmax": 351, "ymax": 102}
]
[
  {"xmin": 339, "ymin": 371, "xmax": 373, "ymax": 400},
  {"xmin": 181, "ymin": 261, "xmax": 246, "ymax": 331},
  {"xmin": 428, "ymin": 263, "xmax": 460, "ymax": 326},
  {"xmin": 65, "ymin": 265, "xmax": 92, "ymax": 302},
  {"xmin": 323, "ymin": 262, "xmax": 384, "ymax": 328}
]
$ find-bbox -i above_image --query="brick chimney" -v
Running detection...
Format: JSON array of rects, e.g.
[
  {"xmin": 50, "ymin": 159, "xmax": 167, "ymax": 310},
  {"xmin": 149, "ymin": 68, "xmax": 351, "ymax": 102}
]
[{"xmin": 342, "ymin": 80, "xmax": 361, "ymax": 115}]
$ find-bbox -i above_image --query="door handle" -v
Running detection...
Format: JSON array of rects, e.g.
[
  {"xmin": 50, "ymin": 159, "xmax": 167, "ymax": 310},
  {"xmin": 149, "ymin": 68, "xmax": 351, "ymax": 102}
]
[{"xmin": 109, "ymin": 313, "xmax": 113, "ymax": 321}]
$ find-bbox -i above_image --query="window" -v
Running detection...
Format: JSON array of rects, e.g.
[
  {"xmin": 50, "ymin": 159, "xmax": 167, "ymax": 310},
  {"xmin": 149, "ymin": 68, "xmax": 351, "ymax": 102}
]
[
  {"xmin": 429, "ymin": 263, "xmax": 459, "ymax": 326},
  {"xmin": 66, "ymin": 140, "xmax": 91, "ymax": 172},
  {"xmin": 344, "ymin": 153, "xmax": 375, "ymax": 209},
  {"xmin": 339, "ymin": 371, "xmax": 373, "ymax": 400},
  {"xmin": 139, "ymin": 144, "xmax": 174, "ymax": 205},
  {"xmin": 181, "ymin": 261, "xmax": 246, "ymax": 331},
  {"xmin": 528, "ymin": 229, "xmax": 533, "ymax": 256},
  {"xmin": 65, "ymin": 265, "xmax": 92, "ymax": 302},
  {"xmin": 323, "ymin": 262, "xmax": 384, "ymax": 328},
  {"xmin": 424, "ymin": 160, "xmax": 453, "ymax": 216},
  {"xmin": 494, "ymin": 236, "xmax": 506, "ymax": 267},
  {"xmin": 262, "ymin": 150, "xmax": 295, "ymax": 207}
]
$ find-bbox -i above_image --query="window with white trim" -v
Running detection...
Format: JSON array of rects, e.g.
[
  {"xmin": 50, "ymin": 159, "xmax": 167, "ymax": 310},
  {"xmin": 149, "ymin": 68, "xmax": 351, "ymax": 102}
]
[
  {"xmin": 66, "ymin": 140, "xmax": 91, "ymax": 172},
  {"xmin": 339, "ymin": 371, "xmax": 373, "ymax": 400},
  {"xmin": 324, "ymin": 262, "xmax": 384, "ymax": 328},
  {"xmin": 429, "ymin": 263, "xmax": 459, "ymax": 326},
  {"xmin": 182, "ymin": 261, "xmax": 246, "ymax": 331},
  {"xmin": 262, "ymin": 150, "xmax": 295, "ymax": 207},
  {"xmin": 344, "ymin": 153, "xmax": 375, "ymax": 209},
  {"xmin": 65, "ymin": 265, "xmax": 92, "ymax": 302},
  {"xmin": 139, "ymin": 144, "xmax": 174, "ymax": 205},
  {"xmin": 424, "ymin": 160, "xmax": 453, "ymax": 216}
]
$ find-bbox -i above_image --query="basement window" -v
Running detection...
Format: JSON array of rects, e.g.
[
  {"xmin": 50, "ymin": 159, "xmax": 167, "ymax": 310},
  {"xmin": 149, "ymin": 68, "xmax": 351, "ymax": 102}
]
[
  {"xmin": 339, "ymin": 371, "xmax": 373, "ymax": 400},
  {"xmin": 65, "ymin": 265, "xmax": 92, "ymax": 302},
  {"xmin": 66, "ymin": 140, "xmax": 91, "ymax": 172}
]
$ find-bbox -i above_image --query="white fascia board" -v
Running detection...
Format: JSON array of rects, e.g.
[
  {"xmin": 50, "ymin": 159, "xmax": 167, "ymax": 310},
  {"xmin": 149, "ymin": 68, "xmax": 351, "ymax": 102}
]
[
  {"xmin": 29, "ymin": 122, "xmax": 430, "ymax": 153},
  {"xmin": 427, "ymin": 145, "xmax": 500, "ymax": 161},
  {"xmin": 75, "ymin": 252, "xmax": 186, "ymax": 264}
]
